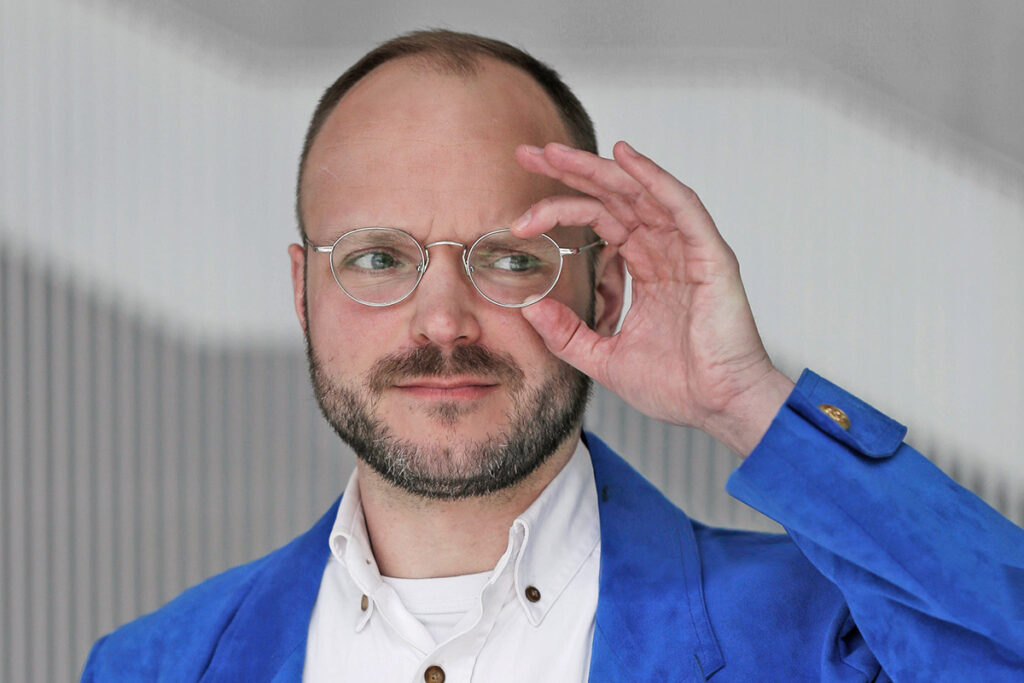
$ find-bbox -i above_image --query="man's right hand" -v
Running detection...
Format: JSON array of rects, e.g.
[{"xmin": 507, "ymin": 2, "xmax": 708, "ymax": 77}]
[{"xmin": 512, "ymin": 141, "xmax": 794, "ymax": 457}]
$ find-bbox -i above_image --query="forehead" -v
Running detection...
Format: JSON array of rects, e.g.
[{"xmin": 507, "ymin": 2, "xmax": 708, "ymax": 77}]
[{"xmin": 301, "ymin": 57, "xmax": 574, "ymax": 241}]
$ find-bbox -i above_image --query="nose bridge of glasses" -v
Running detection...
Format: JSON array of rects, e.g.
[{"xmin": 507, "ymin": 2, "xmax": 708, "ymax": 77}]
[{"xmin": 423, "ymin": 240, "xmax": 471, "ymax": 271}]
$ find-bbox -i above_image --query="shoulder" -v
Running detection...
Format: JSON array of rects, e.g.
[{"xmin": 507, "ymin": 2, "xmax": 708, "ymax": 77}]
[
  {"xmin": 692, "ymin": 522, "xmax": 849, "ymax": 651},
  {"xmin": 82, "ymin": 498, "xmax": 340, "ymax": 681},
  {"xmin": 82, "ymin": 553, "xmax": 274, "ymax": 681},
  {"xmin": 693, "ymin": 522, "xmax": 835, "ymax": 594}
]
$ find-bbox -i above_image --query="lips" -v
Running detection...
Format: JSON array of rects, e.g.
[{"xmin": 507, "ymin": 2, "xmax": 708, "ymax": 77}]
[
  {"xmin": 366, "ymin": 345, "xmax": 526, "ymax": 396},
  {"xmin": 392, "ymin": 377, "xmax": 499, "ymax": 400}
]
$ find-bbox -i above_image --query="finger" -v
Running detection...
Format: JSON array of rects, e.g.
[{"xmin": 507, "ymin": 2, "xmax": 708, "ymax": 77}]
[
  {"xmin": 510, "ymin": 195, "xmax": 633, "ymax": 245},
  {"xmin": 528, "ymin": 143, "xmax": 682, "ymax": 231},
  {"xmin": 549, "ymin": 143, "xmax": 716, "ymax": 233},
  {"xmin": 519, "ymin": 297, "xmax": 612, "ymax": 386},
  {"xmin": 516, "ymin": 144, "xmax": 630, "ymax": 200},
  {"xmin": 611, "ymin": 141, "xmax": 726, "ymax": 248},
  {"xmin": 540, "ymin": 142, "xmax": 647, "ymax": 197},
  {"xmin": 517, "ymin": 144, "xmax": 652, "ymax": 234}
]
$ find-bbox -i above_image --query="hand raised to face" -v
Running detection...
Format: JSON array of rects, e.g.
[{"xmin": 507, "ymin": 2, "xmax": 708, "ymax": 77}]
[{"xmin": 512, "ymin": 141, "xmax": 793, "ymax": 457}]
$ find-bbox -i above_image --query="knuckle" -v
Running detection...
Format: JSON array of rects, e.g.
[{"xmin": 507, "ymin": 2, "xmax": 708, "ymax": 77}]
[{"xmin": 532, "ymin": 196, "xmax": 556, "ymax": 215}]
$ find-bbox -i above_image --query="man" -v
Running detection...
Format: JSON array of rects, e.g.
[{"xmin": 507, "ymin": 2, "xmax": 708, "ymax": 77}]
[{"xmin": 83, "ymin": 30, "xmax": 1023, "ymax": 681}]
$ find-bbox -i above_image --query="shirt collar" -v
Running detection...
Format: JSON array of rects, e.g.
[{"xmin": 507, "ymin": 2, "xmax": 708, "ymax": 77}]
[
  {"xmin": 510, "ymin": 438, "xmax": 600, "ymax": 625},
  {"xmin": 329, "ymin": 469, "xmax": 380, "ymax": 630},
  {"xmin": 327, "ymin": 437, "xmax": 600, "ymax": 628}
]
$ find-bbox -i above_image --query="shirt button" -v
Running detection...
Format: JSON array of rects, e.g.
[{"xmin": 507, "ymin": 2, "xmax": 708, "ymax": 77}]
[
  {"xmin": 360, "ymin": 594, "xmax": 368, "ymax": 611},
  {"xmin": 424, "ymin": 665, "xmax": 445, "ymax": 683},
  {"xmin": 818, "ymin": 404, "xmax": 850, "ymax": 430},
  {"xmin": 525, "ymin": 585, "xmax": 541, "ymax": 602}
]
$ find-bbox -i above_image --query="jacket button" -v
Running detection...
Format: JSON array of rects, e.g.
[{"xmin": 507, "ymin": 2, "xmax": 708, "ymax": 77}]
[
  {"xmin": 818, "ymin": 404, "xmax": 851, "ymax": 429},
  {"xmin": 424, "ymin": 665, "xmax": 445, "ymax": 683},
  {"xmin": 360, "ymin": 594, "xmax": 368, "ymax": 611},
  {"xmin": 525, "ymin": 586, "xmax": 541, "ymax": 602}
]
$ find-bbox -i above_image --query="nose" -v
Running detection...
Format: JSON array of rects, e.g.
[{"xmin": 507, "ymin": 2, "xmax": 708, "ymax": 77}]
[{"xmin": 408, "ymin": 244, "xmax": 482, "ymax": 350}]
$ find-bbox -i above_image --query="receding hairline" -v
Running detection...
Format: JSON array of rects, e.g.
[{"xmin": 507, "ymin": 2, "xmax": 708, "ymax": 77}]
[
  {"xmin": 296, "ymin": 30, "xmax": 598, "ymax": 240},
  {"xmin": 298, "ymin": 54, "xmax": 571, "ymax": 227}
]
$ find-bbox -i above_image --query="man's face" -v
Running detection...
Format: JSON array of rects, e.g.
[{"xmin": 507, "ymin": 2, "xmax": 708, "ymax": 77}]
[{"xmin": 292, "ymin": 58, "xmax": 607, "ymax": 499}]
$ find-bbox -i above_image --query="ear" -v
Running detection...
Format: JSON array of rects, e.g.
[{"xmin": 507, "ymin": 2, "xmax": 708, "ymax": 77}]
[
  {"xmin": 288, "ymin": 243, "xmax": 308, "ymax": 335},
  {"xmin": 592, "ymin": 247, "xmax": 625, "ymax": 337}
]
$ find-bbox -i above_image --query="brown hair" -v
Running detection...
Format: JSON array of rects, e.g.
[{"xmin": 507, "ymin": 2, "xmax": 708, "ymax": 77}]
[{"xmin": 295, "ymin": 29, "xmax": 597, "ymax": 238}]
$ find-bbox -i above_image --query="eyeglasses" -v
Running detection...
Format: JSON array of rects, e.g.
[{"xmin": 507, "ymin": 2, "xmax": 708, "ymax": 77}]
[{"xmin": 306, "ymin": 227, "xmax": 605, "ymax": 308}]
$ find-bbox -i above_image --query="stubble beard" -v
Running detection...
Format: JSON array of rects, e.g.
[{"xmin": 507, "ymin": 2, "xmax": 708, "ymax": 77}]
[{"xmin": 306, "ymin": 339, "xmax": 592, "ymax": 501}]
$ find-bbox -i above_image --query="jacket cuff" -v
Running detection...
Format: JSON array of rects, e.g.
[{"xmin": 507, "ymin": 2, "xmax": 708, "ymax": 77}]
[{"xmin": 777, "ymin": 369, "xmax": 906, "ymax": 459}]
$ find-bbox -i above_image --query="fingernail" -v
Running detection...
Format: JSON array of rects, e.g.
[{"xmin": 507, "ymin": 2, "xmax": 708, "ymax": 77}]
[
  {"xmin": 548, "ymin": 142, "xmax": 571, "ymax": 153},
  {"xmin": 620, "ymin": 141, "xmax": 639, "ymax": 156},
  {"xmin": 522, "ymin": 145, "xmax": 544, "ymax": 155},
  {"xmin": 511, "ymin": 211, "xmax": 531, "ymax": 232}
]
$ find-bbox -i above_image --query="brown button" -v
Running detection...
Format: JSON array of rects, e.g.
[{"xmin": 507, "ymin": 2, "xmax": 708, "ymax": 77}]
[
  {"xmin": 818, "ymin": 404, "xmax": 850, "ymax": 430},
  {"xmin": 360, "ymin": 594, "xmax": 368, "ymax": 611},
  {"xmin": 424, "ymin": 665, "xmax": 445, "ymax": 683},
  {"xmin": 525, "ymin": 585, "xmax": 541, "ymax": 603}
]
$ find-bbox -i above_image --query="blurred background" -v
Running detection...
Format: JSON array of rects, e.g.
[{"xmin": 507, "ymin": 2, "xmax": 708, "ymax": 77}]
[{"xmin": 2, "ymin": 0, "xmax": 1023, "ymax": 679}]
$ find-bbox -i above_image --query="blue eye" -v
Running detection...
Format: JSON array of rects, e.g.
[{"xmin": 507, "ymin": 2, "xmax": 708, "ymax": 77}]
[
  {"xmin": 488, "ymin": 253, "xmax": 544, "ymax": 273},
  {"xmin": 345, "ymin": 251, "xmax": 404, "ymax": 271}
]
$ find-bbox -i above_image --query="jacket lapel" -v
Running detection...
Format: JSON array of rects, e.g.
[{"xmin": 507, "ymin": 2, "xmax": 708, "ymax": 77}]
[
  {"xmin": 585, "ymin": 432, "xmax": 724, "ymax": 681},
  {"xmin": 200, "ymin": 498, "xmax": 338, "ymax": 682}
]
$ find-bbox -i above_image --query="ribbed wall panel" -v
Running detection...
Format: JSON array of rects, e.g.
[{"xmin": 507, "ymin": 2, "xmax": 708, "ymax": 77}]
[{"xmin": 2, "ymin": 241, "xmax": 1023, "ymax": 681}]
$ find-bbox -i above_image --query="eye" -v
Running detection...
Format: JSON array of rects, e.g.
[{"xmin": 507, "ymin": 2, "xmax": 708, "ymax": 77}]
[
  {"xmin": 343, "ymin": 250, "xmax": 402, "ymax": 271},
  {"xmin": 486, "ymin": 252, "xmax": 544, "ymax": 273}
]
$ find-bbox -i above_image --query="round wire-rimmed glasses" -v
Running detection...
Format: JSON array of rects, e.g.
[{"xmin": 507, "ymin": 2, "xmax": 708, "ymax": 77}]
[{"xmin": 305, "ymin": 227, "xmax": 605, "ymax": 308}]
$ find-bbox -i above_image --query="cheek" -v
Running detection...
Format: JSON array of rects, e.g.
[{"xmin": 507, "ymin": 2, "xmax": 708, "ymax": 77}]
[
  {"xmin": 306, "ymin": 288, "xmax": 394, "ymax": 370},
  {"xmin": 479, "ymin": 309, "xmax": 563, "ymax": 376}
]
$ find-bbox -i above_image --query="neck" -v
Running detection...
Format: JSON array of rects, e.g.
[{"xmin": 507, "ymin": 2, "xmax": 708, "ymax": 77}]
[{"xmin": 356, "ymin": 432, "xmax": 579, "ymax": 578}]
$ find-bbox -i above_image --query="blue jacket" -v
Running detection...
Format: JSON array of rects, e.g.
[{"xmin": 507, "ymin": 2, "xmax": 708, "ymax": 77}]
[{"xmin": 83, "ymin": 371, "xmax": 1024, "ymax": 681}]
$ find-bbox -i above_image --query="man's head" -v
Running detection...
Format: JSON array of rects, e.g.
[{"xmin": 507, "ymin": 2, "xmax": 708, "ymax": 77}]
[
  {"xmin": 295, "ymin": 30, "xmax": 598, "ymax": 242},
  {"xmin": 288, "ymin": 30, "xmax": 623, "ymax": 500}
]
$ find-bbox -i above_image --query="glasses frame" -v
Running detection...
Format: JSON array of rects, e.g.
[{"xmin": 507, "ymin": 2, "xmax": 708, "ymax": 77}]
[{"xmin": 306, "ymin": 227, "xmax": 605, "ymax": 308}]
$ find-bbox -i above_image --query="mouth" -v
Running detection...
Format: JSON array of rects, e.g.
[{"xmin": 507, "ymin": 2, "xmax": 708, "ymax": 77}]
[{"xmin": 392, "ymin": 377, "xmax": 500, "ymax": 400}]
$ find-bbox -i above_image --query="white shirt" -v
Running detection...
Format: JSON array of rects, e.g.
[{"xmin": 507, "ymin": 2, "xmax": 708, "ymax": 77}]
[{"xmin": 304, "ymin": 440, "xmax": 601, "ymax": 682}]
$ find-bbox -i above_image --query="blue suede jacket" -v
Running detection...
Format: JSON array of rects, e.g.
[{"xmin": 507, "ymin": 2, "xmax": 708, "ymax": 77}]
[{"xmin": 83, "ymin": 371, "xmax": 1024, "ymax": 681}]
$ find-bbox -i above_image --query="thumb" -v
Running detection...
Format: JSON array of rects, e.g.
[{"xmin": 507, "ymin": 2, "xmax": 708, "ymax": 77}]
[{"xmin": 520, "ymin": 297, "xmax": 609, "ymax": 384}]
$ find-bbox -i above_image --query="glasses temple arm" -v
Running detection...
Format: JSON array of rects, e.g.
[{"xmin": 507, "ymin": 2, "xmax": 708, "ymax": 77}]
[
  {"xmin": 561, "ymin": 238, "xmax": 608, "ymax": 256},
  {"xmin": 304, "ymin": 238, "xmax": 334, "ymax": 253}
]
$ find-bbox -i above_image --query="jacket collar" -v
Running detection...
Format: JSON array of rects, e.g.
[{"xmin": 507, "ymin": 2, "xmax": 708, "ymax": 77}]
[
  {"xmin": 200, "ymin": 499, "xmax": 338, "ymax": 682},
  {"xmin": 585, "ymin": 431, "xmax": 724, "ymax": 681},
  {"xmin": 205, "ymin": 432, "xmax": 723, "ymax": 681}
]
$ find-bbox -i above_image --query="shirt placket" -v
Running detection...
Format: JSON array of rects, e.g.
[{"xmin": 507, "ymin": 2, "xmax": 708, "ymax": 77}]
[{"xmin": 407, "ymin": 525, "xmax": 524, "ymax": 682}]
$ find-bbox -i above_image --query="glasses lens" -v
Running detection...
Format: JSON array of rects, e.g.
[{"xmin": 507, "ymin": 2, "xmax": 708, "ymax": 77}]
[
  {"xmin": 467, "ymin": 231, "xmax": 562, "ymax": 306},
  {"xmin": 331, "ymin": 229, "xmax": 424, "ymax": 304}
]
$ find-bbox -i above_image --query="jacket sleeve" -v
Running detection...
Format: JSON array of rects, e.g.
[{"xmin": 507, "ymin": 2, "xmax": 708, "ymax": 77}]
[{"xmin": 725, "ymin": 369, "xmax": 1024, "ymax": 681}]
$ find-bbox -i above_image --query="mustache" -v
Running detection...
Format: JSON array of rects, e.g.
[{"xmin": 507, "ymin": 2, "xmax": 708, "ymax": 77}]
[{"xmin": 367, "ymin": 344, "xmax": 525, "ymax": 395}]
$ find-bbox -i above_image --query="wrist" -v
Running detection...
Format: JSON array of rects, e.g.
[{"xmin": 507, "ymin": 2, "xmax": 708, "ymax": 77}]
[{"xmin": 702, "ymin": 367, "xmax": 794, "ymax": 457}]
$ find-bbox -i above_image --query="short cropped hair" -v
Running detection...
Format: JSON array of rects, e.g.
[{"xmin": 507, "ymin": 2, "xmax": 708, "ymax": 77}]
[{"xmin": 295, "ymin": 29, "xmax": 598, "ymax": 239}]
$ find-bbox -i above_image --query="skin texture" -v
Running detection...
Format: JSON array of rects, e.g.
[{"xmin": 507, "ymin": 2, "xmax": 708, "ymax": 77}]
[
  {"xmin": 289, "ymin": 56, "xmax": 792, "ymax": 578},
  {"xmin": 289, "ymin": 57, "xmax": 623, "ymax": 577}
]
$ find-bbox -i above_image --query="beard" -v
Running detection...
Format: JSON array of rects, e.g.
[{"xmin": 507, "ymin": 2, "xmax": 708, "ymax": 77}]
[{"xmin": 306, "ymin": 340, "xmax": 592, "ymax": 500}]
